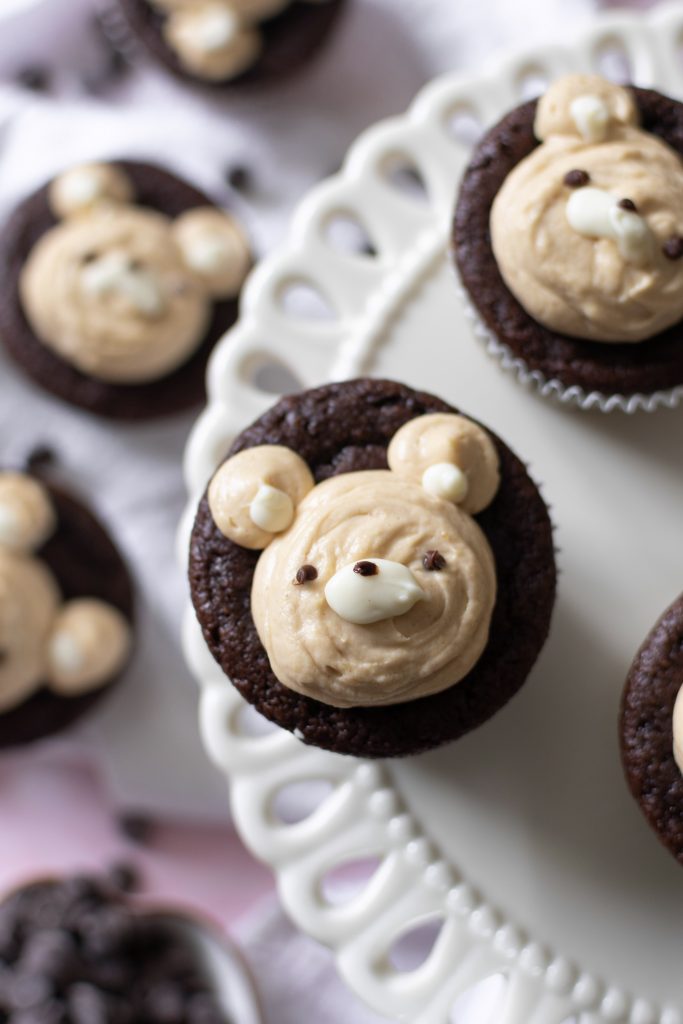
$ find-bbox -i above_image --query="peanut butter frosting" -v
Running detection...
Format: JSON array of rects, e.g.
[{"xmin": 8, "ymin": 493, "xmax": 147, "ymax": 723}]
[
  {"xmin": 250, "ymin": 470, "xmax": 497, "ymax": 707},
  {"xmin": 0, "ymin": 472, "xmax": 132, "ymax": 713},
  {"xmin": 20, "ymin": 206, "xmax": 211, "ymax": 384},
  {"xmin": 490, "ymin": 74, "xmax": 683, "ymax": 343}
]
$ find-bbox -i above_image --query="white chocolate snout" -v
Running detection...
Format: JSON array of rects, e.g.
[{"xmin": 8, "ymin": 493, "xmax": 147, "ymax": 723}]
[{"xmin": 324, "ymin": 559, "xmax": 425, "ymax": 625}]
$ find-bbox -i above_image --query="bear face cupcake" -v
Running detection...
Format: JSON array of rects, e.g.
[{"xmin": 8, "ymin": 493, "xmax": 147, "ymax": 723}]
[
  {"xmin": 0, "ymin": 466, "xmax": 133, "ymax": 748},
  {"xmin": 0, "ymin": 161, "xmax": 252, "ymax": 419},
  {"xmin": 454, "ymin": 74, "xmax": 683, "ymax": 404},
  {"xmin": 189, "ymin": 379, "xmax": 556, "ymax": 758},
  {"xmin": 118, "ymin": 0, "xmax": 346, "ymax": 90},
  {"xmin": 620, "ymin": 594, "xmax": 683, "ymax": 865}
]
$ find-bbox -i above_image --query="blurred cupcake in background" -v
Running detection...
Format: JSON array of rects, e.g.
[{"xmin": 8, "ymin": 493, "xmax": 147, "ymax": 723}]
[
  {"xmin": 0, "ymin": 159, "xmax": 253, "ymax": 420},
  {"xmin": 116, "ymin": 0, "xmax": 347, "ymax": 90},
  {"xmin": 0, "ymin": 460, "xmax": 133, "ymax": 748}
]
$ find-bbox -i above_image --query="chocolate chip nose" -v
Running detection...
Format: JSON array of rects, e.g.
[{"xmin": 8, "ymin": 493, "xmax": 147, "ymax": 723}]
[{"xmin": 353, "ymin": 561, "xmax": 378, "ymax": 577}]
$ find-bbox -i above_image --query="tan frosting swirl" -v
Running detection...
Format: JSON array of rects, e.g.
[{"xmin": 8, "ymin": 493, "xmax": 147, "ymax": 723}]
[
  {"xmin": 49, "ymin": 164, "xmax": 134, "ymax": 220},
  {"xmin": 0, "ymin": 472, "xmax": 56, "ymax": 553},
  {"xmin": 173, "ymin": 208, "xmax": 252, "ymax": 299},
  {"xmin": 387, "ymin": 413, "xmax": 500, "ymax": 515},
  {"xmin": 208, "ymin": 445, "xmax": 315, "ymax": 549},
  {"xmin": 251, "ymin": 471, "xmax": 497, "ymax": 707},
  {"xmin": 20, "ymin": 206, "xmax": 211, "ymax": 383},
  {"xmin": 163, "ymin": 4, "xmax": 262, "ymax": 80},
  {"xmin": 48, "ymin": 599, "xmax": 131, "ymax": 696},
  {"xmin": 490, "ymin": 74, "xmax": 683, "ymax": 343},
  {"xmin": 0, "ymin": 549, "xmax": 60, "ymax": 712}
]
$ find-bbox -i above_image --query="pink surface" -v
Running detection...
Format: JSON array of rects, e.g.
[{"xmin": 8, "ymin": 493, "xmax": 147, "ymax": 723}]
[{"xmin": 0, "ymin": 748, "xmax": 274, "ymax": 931}]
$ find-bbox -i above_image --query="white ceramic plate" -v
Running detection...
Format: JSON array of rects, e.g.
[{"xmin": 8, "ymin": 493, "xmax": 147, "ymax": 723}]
[{"xmin": 180, "ymin": 5, "xmax": 683, "ymax": 1022}]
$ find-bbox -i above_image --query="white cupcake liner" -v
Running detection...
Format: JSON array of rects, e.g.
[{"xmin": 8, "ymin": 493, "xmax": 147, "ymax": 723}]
[{"xmin": 457, "ymin": 279, "xmax": 683, "ymax": 415}]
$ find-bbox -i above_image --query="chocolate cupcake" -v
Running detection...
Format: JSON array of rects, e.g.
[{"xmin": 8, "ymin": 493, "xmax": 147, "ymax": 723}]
[
  {"xmin": 189, "ymin": 379, "xmax": 556, "ymax": 758},
  {"xmin": 0, "ymin": 160, "xmax": 252, "ymax": 419},
  {"xmin": 453, "ymin": 74, "xmax": 683, "ymax": 409},
  {"xmin": 0, "ymin": 466, "xmax": 133, "ymax": 748},
  {"xmin": 620, "ymin": 594, "xmax": 683, "ymax": 865},
  {"xmin": 117, "ymin": 0, "xmax": 346, "ymax": 90}
]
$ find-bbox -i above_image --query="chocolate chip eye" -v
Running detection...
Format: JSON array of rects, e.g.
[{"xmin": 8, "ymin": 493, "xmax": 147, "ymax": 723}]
[
  {"xmin": 81, "ymin": 251, "xmax": 98, "ymax": 264},
  {"xmin": 0, "ymin": 649, "xmax": 8, "ymax": 665},
  {"xmin": 423, "ymin": 550, "xmax": 446, "ymax": 571},
  {"xmin": 353, "ymin": 560, "xmax": 378, "ymax": 577},
  {"xmin": 129, "ymin": 259, "xmax": 143, "ymax": 272},
  {"xmin": 617, "ymin": 198, "xmax": 637, "ymax": 212},
  {"xmin": 293, "ymin": 564, "xmax": 318, "ymax": 585},
  {"xmin": 564, "ymin": 169, "xmax": 590, "ymax": 188},
  {"xmin": 663, "ymin": 235, "xmax": 683, "ymax": 260}
]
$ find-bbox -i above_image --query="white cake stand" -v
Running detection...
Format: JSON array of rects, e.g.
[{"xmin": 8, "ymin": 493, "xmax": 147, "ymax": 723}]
[{"xmin": 180, "ymin": 5, "xmax": 683, "ymax": 1022}]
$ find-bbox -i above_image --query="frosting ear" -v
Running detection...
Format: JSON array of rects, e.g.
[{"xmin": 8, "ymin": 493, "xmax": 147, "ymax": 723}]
[
  {"xmin": 173, "ymin": 208, "xmax": 252, "ymax": 299},
  {"xmin": 48, "ymin": 163, "xmax": 135, "ymax": 220},
  {"xmin": 387, "ymin": 413, "xmax": 500, "ymax": 514},
  {"xmin": 47, "ymin": 599, "xmax": 131, "ymax": 695},
  {"xmin": 208, "ymin": 446, "xmax": 315, "ymax": 549},
  {"xmin": 0, "ymin": 472, "xmax": 56, "ymax": 553},
  {"xmin": 534, "ymin": 74, "xmax": 638, "ymax": 143}
]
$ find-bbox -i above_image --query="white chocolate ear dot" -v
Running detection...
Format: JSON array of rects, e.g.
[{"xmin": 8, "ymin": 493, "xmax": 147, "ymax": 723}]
[
  {"xmin": 421, "ymin": 463, "xmax": 469, "ymax": 504},
  {"xmin": 47, "ymin": 599, "xmax": 131, "ymax": 696},
  {"xmin": 0, "ymin": 473, "xmax": 56, "ymax": 553},
  {"xmin": 249, "ymin": 484, "xmax": 294, "ymax": 534},
  {"xmin": 208, "ymin": 445, "xmax": 315, "ymax": 550},
  {"xmin": 324, "ymin": 559, "xmax": 425, "ymax": 626},
  {"xmin": 569, "ymin": 94, "xmax": 609, "ymax": 143},
  {"xmin": 49, "ymin": 164, "xmax": 134, "ymax": 220}
]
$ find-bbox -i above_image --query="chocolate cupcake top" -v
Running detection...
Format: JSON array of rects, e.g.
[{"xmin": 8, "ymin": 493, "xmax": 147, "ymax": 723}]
[
  {"xmin": 0, "ymin": 471, "xmax": 131, "ymax": 714},
  {"xmin": 490, "ymin": 74, "xmax": 683, "ymax": 344},
  {"xmin": 150, "ymin": 0, "xmax": 332, "ymax": 81},
  {"xmin": 19, "ymin": 162, "xmax": 251, "ymax": 385},
  {"xmin": 207, "ymin": 412, "xmax": 501, "ymax": 708}
]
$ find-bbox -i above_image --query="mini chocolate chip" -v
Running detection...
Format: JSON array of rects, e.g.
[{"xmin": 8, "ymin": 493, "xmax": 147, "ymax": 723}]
[
  {"xmin": 294, "ymin": 565, "xmax": 317, "ymax": 585},
  {"xmin": 117, "ymin": 813, "xmax": 155, "ymax": 846},
  {"xmin": 225, "ymin": 165, "xmax": 253, "ymax": 193},
  {"xmin": 353, "ymin": 561, "xmax": 378, "ymax": 577},
  {"xmin": 15, "ymin": 67, "xmax": 51, "ymax": 92},
  {"xmin": 563, "ymin": 169, "xmax": 590, "ymax": 188},
  {"xmin": 663, "ymin": 235, "xmax": 683, "ymax": 260},
  {"xmin": 0, "ymin": 650, "xmax": 7, "ymax": 665},
  {"xmin": 80, "ymin": 252, "xmax": 97, "ymax": 264},
  {"xmin": 107, "ymin": 863, "xmax": 140, "ymax": 894},
  {"xmin": 617, "ymin": 198, "xmax": 637, "ymax": 212},
  {"xmin": 423, "ymin": 550, "xmax": 446, "ymax": 571},
  {"xmin": 25, "ymin": 446, "xmax": 56, "ymax": 473}
]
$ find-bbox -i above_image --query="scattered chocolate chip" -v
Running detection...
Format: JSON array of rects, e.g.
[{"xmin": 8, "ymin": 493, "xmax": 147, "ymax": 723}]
[
  {"xmin": 353, "ymin": 561, "xmax": 378, "ymax": 576},
  {"xmin": 14, "ymin": 67, "xmax": 52, "ymax": 92},
  {"xmin": 563, "ymin": 168, "xmax": 590, "ymax": 188},
  {"xmin": 294, "ymin": 564, "xmax": 318, "ymax": 585},
  {"xmin": 663, "ymin": 235, "xmax": 683, "ymax": 260},
  {"xmin": 423, "ymin": 550, "xmax": 446, "ymax": 571},
  {"xmin": 25, "ymin": 446, "xmax": 56, "ymax": 473},
  {"xmin": 617, "ymin": 198, "xmax": 637, "ymax": 212},
  {"xmin": 117, "ymin": 813, "xmax": 155, "ymax": 846},
  {"xmin": 225, "ymin": 165, "xmax": 253, "ymax": 193},
  {"xmin": 107, "ymin": 863, "xmax": 140, "ymax": 894}
]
